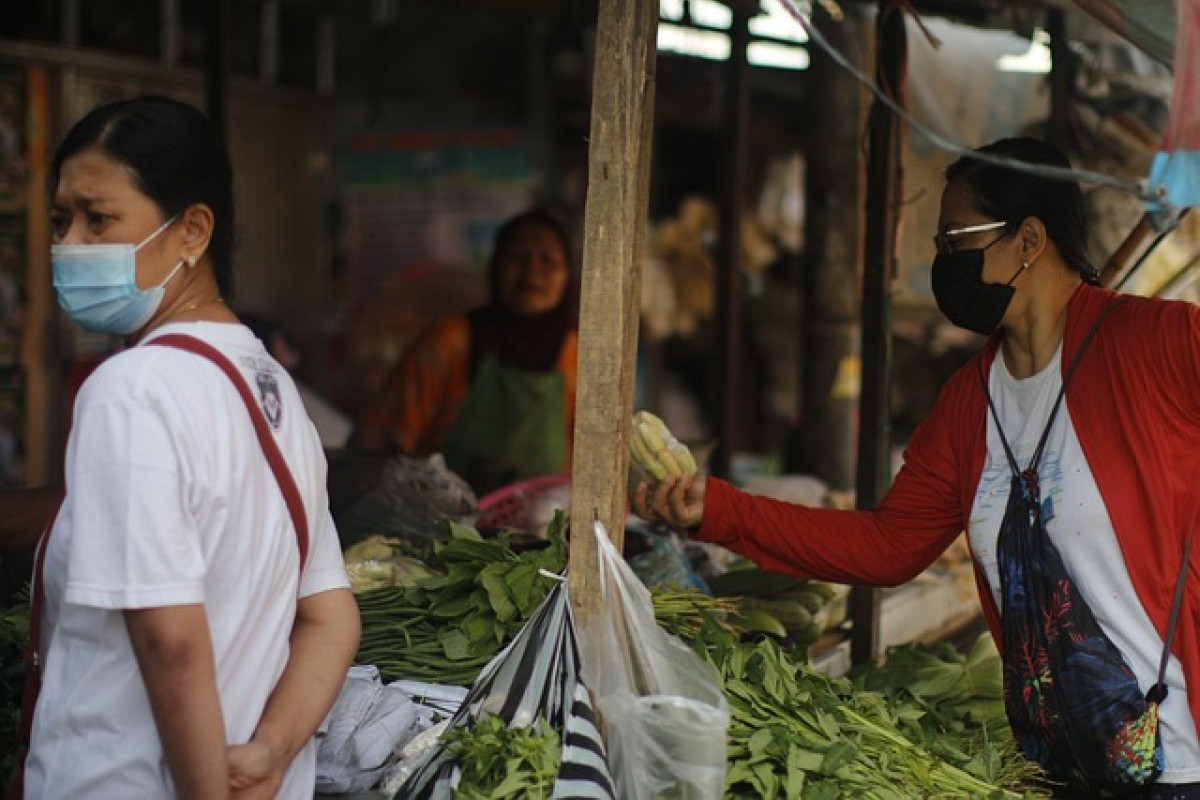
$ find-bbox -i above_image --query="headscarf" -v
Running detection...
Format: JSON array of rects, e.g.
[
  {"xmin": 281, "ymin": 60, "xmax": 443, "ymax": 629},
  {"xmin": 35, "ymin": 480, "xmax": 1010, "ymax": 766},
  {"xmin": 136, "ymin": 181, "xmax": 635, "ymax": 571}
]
[{"xmin": 467, "ymin": 210, "xmax": 578, "ymax": 375}]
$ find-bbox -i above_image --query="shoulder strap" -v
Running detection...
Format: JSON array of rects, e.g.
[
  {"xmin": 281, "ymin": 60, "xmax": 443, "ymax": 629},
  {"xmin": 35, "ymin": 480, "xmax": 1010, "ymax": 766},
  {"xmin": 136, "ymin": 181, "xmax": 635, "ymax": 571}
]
[
  {"xmin": 1148, "ymin": 516, "xmax": 1196, "ymax": 704},
  {"xmin": 148, "ymin": 333, "xmax": 310, "ymax": 570}
]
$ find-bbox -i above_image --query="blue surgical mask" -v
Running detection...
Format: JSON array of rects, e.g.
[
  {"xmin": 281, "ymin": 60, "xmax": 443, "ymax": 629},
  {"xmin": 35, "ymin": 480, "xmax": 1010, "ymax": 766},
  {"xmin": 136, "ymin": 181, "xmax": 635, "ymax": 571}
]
[{"xmin": 52, "ymin": 216, "xmax": 183, "ymax": 335}]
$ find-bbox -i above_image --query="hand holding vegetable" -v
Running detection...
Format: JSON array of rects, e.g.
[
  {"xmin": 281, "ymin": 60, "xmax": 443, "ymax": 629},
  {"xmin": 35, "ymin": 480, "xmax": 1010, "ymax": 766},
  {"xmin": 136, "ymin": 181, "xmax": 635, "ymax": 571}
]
[{"xmin": 633, "ymin": 473, "xmax": 706, "ymax": 531}]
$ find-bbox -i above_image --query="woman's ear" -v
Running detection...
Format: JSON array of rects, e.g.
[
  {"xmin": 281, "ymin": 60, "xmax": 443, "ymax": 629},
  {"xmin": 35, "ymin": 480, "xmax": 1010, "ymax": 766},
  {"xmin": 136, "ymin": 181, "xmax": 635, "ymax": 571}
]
[
  {"xmin": 1020, "ymin": 216, "xmax": 1048, "ymax": 264},
  {"xmin": 179, "ymin": 203, "xmax": 214, "ymax": 266}
]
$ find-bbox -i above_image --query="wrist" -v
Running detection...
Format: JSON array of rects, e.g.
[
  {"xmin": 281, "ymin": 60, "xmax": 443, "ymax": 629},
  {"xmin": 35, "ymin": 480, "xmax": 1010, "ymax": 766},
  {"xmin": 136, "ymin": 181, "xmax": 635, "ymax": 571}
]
[{"xmin": 247, "ymin": 722, "xmax": 293, "ymax": 770}]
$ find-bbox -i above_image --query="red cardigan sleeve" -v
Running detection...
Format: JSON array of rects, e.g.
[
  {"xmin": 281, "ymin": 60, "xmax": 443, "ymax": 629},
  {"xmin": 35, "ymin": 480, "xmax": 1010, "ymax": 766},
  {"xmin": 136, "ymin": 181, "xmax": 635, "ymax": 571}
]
[{"xmin": 697, "ymin": 364, "xmax": 983, "ymax": 586}]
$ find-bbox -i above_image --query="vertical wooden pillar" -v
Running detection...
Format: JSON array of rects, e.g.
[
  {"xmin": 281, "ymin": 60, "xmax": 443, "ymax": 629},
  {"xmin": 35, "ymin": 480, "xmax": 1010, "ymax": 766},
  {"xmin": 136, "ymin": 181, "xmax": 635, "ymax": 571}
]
[
  {"xmin": 850, "ymin": 2, "xmax": 906, "ymax": 667},
  {"xmin": 205, "ymin": 0, "xmax": 231, "ymax": 141},
  {"xmin": 1046, "ymin": 9, "xmax": 1072, "ymax": 154},
  {"xmin": 710, "ymin": 1, "xmax": 754, "ymax": 482},
  {"xmin": 794, "ymin": 9, "xmax": 863, "ymax": 492},
  {"xmin": 22, "ymin": 67, "xmax": 52, "ymax": 485},
  {"xmin": 568, "ymin": 0, "xmax": 657, "ymax": 626}
]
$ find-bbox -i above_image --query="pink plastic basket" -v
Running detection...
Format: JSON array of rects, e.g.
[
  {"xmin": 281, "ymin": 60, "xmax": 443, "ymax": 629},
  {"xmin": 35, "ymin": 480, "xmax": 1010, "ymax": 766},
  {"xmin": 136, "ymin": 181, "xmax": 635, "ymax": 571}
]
[{"xmin": 475, "ymin": 474, "xmax": 572, "ymax": 531}]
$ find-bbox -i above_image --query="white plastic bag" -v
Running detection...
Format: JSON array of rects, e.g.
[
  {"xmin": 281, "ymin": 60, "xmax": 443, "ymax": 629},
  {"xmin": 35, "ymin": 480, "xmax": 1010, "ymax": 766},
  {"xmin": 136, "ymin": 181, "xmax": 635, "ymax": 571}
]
[
  {"xmin": 579, "ymin": 520, "xmax": 729, "ymax": 800},
  {"xmin": 314, "ymin": 665, "xmax": 425, "ymax": 794}
]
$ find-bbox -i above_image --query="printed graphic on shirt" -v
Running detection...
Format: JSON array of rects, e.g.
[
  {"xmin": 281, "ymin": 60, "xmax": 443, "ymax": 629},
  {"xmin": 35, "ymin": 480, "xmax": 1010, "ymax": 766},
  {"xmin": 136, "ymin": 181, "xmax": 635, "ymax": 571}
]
[
  {"xmin": 239, "ymin": 355, "xmax": 284, "ymax": 430},
  {"xmin": 255, "ymin": 370, "xmax": 283, "ymax": 429}
]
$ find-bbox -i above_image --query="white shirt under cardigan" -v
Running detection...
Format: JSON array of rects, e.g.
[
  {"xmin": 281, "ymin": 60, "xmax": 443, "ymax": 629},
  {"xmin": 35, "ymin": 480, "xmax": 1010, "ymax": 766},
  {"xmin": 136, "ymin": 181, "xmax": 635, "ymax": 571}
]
[
  {"xmin": 968, "ymin": 344, "xmax": 1200, "ymax": 784},
  {"xmin": 26, "ymin": 322, "xmax": 350, "ymax": 799}
]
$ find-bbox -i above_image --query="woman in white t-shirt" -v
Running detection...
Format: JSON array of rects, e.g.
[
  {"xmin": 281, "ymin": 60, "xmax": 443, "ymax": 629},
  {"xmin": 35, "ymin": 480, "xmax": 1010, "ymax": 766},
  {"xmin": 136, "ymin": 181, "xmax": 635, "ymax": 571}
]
[{"xmin": 23, "ymin": 95, "xmax": 361, "ymax": 799}]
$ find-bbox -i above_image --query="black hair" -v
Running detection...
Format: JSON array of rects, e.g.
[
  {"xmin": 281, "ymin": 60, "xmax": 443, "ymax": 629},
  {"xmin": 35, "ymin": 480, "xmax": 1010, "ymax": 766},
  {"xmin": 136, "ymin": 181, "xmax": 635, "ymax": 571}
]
[
  {"xmin": 945, "ymin": 137, "xmax": 1098, "ymax": 284},
  {"xmin": 49, "ymin": 95, "xmax": 237, "ymax": 297}
]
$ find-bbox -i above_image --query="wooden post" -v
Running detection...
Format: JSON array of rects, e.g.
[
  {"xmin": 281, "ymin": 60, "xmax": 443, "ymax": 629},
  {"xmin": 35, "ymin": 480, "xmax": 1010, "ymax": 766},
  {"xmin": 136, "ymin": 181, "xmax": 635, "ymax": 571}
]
[
  {"xmin": 710, "ymin": 0, "xmax": 754, "ymax": 482},
  {"xmin": 21, "ymin": 66, "xmax": 52, "ymax": 485},
  {"xmin": 850, "ymin": 2, "xmax": 906, "ymax": 667},
  {"xmin": 794, "ymin": 8, "xmax": 863, "ymax": 491},
  {"xmin": 205, "ymin": 0, "xmax": 230, "ymax": 142},
  {"xmin": 1046, "ymin": 8, "xmax": 1072, "ymax": 153},
  {"xmin": 568, "ymin": 0, "xmax": 657, "ymax": 626}
]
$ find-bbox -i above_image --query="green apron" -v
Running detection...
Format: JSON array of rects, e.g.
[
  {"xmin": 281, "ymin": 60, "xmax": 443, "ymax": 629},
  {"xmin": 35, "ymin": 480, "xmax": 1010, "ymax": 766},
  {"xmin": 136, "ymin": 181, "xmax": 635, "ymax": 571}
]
[{"xmin": 440, "ymin": 353, "xmax": 568, "ymax": 495}]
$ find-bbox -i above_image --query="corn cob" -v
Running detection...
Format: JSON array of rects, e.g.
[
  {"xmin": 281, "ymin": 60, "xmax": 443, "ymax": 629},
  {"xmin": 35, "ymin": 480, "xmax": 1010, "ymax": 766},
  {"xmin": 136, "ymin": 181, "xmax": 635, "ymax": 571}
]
[{"xmin": 629, "ymin": 409, "xmax": 697, "ymax": 484}]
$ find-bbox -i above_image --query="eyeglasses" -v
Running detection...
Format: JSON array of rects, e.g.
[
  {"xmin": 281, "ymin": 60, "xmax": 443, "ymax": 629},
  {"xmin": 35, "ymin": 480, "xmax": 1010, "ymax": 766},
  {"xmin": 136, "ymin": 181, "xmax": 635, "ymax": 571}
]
[{"xmin": 933, "ymin": 220, "xmax": 1008, "ymax": 257}]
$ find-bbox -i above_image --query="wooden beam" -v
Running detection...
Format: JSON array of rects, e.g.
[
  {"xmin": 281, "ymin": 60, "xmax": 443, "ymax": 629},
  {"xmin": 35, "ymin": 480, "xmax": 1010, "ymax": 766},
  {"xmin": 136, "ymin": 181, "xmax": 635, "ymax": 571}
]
[
  {"xmin": 21, "ymin": 66, "xmax": 52, "ymax": 485},
  {"xmin": 205, "ymin": 0, "xmax": 230, "ymax": 142},
  {"xmin": 851, "ymin": 0, "xmax": 906, "ymax": 667},
  {"xmin": 567, "ymin": 0, "xmax": 657, "ymax": 625},
  {"xmin": 710, "ymin": 2, "xmax": 752, "ymax": 481}
]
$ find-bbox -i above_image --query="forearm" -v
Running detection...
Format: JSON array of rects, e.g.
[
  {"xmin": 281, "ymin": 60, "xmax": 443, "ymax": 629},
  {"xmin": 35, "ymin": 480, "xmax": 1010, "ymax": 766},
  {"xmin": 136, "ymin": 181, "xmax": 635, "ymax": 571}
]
[
  {"xmin": 0, "ymin": 485, "xmax": 64, "ymax": 550},
  {"xmin": 248, "ymin": 588, "xmax": 360, "ymax": 766},
  {"xmin": 126, "ymin": 605, "xmax": 228, "ymax": 800},
  {"xmin": 699, "ymin": 477, "xmax": 959, "ymax": 587}
]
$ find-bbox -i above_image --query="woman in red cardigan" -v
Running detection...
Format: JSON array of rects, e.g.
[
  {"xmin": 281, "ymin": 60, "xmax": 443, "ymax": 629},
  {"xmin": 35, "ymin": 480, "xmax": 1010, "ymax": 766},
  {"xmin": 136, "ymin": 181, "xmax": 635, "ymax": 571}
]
[{"xmin": 637, "ymin": 138, "xmax": 1200, "ymax": 799}]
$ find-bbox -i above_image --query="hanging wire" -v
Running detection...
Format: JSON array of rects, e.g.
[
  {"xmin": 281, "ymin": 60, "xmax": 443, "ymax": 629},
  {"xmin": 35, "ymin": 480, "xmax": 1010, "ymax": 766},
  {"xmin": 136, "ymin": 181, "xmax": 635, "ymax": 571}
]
[{"xmin": 778, "ymin": 0, "xmax": 1175, "ymax": 211}]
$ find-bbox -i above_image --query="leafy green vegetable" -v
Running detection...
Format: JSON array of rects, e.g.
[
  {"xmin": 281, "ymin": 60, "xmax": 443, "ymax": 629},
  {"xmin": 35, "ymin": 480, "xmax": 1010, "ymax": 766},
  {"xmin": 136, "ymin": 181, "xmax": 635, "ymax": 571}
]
[
  {"xmin": 446, "ymin": 714, "xmax": 560, "ymax": 799},
  {"xmin": 354, "ymin": 513, "xmax": 568, "ymax": 686}
]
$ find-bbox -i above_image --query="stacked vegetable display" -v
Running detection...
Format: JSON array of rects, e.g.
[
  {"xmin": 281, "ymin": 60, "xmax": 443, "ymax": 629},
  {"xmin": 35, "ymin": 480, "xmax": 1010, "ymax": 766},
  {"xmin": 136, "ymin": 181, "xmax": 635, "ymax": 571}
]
[
  {"xmin": 351, "ymin": 521, "xmax": 1048, "ymax": 798},
  {"xmin": 708, "ymin": 565, "xmax": 843, "ymax": 653},
  {"xmin": 353, "ymin": 519, "xmax": 568, "ymax": 685}
]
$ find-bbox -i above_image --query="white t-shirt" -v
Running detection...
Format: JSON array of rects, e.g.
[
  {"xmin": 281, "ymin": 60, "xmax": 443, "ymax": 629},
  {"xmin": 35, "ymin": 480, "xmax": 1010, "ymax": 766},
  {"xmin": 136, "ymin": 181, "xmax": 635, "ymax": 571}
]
[
  {"xmin": 969, "ymin": 345, "xmax": 1200, "ymax": 783},
  {"xmin": 26, "ymin": 322, "xmax": 350, "ymax": 799}
]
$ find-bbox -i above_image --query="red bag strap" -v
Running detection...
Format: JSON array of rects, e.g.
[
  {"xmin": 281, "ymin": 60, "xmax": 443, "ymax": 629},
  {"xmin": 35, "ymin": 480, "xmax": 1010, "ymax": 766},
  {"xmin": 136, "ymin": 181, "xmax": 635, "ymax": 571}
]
[
  {"xmin": 7, "ymin": 504, "xmax": 62, "ymax": 800},
  {"xmin": 148, "ymin": 333, "xmax": 310, "ymax": 570}
]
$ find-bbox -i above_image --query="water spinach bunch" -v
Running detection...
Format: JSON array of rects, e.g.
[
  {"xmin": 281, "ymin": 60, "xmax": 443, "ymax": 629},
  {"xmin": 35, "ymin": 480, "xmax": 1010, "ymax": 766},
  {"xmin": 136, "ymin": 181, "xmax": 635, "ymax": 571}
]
[
  {"xmin": 355, "ymin": 516, "xmax": 567, "ymax": 686},
  {"xmin": 711, "ymin": 637, "xmax": 1048, "ymax": 799}
]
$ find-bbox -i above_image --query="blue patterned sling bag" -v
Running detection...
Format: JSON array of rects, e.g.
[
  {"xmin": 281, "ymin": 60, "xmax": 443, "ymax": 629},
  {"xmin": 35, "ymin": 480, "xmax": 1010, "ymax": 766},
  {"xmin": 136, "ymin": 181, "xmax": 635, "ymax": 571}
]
[{"xmin": 981, "ymin": 300, "xmax": 1193, "ymax": 797}]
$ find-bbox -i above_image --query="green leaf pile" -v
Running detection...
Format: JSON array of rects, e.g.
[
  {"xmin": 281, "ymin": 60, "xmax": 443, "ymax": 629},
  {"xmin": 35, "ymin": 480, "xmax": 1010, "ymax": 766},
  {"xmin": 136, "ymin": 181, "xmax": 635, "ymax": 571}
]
[
  {"xmin": 710, "ymin": 636, "xmax": 1047, "ymax": 799},
  {"xmin": 354, "ymin": 516, "xmax": 567, "ymax": 686},
  {"xmin": 445, "ymin": 714, "xmax": 560, "ymax": 799}
]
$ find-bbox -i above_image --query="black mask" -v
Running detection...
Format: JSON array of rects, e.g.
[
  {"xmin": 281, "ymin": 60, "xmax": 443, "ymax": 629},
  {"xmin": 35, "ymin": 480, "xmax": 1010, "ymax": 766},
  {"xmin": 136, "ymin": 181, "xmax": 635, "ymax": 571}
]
[{"xmin": 931, "ymin": 248, "xmax": 1025, "ymax": 335}]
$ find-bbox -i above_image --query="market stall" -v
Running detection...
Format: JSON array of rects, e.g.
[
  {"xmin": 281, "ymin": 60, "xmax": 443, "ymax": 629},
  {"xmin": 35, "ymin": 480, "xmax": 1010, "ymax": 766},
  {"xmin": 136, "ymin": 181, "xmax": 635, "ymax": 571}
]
[{"xmin": 308, "ymin": 0, "xmax": 1056, "ymax": 795}]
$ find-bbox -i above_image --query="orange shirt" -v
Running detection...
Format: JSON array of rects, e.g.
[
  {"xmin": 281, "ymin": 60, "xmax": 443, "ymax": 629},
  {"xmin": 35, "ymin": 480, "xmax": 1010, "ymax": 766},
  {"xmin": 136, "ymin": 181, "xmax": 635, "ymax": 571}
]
[{"xmin": 356, "ymin": 315, "xmax": 578, "ymax": 457}]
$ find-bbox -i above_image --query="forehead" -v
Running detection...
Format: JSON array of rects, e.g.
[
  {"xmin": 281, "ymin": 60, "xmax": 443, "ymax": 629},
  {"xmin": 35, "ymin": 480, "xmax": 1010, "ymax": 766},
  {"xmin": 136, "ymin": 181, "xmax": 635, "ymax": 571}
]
[
  {"xmin": 54, "ymin": 148, "xmax": 142, "ymax": 205},
  {"xmin": 936, "ymin": 181, "xmax": 982, "ymax": 226},
  {"xmin": 498, "ymin": 221, "xmax": 566, "ymax": 254}
]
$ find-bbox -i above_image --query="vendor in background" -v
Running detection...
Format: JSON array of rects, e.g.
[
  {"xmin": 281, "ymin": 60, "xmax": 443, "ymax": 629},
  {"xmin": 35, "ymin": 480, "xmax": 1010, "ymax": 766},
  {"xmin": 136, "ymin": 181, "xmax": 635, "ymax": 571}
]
[
  {"xmin": 27, "ymin": 95, "xmax": 360, "ymax": 798},
  {"xmin": 637, "ymin": 138, "xmax": 1200, "ymax": 798},
  {"xmin": 352, "ymin": 209, "xmax": 579, "ymax": 496}
]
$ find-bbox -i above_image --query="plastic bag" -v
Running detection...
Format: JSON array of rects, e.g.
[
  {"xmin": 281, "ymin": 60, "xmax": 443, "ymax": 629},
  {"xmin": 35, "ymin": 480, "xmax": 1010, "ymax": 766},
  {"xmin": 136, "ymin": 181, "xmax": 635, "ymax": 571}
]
[
  {"xmin": 624, "ymin": 521, "xmax": 710, "ymax": 592},
  {"xmin": 342, "ymin": 535, "xmax": 439, "ymax": 593},
  {"xmin": 335, "ymin": 454, "xmax": 477, "ymax": 552},
  {"xmin": 314, "ymin": 665, "xmax": 426, "ymax": 794},
  {"xmin": 578, "ymin": 520, "xmax": 729, "ymax": 800}
]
